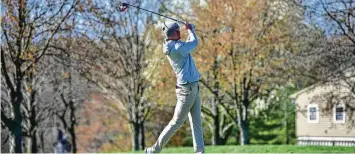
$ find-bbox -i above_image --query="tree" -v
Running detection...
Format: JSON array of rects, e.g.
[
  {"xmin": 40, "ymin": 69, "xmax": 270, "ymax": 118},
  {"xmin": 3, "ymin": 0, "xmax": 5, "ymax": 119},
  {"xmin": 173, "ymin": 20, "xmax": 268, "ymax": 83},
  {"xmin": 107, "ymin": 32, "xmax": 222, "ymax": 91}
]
[
  {"xmin": 291, "ymin": 0, "xmax": 355, "ymax": 122},
  {"xmin": 249, "ymin": 85, "xmax": 297, "ymax": 144},
  {"xmin": 1, "ymin": 0, "xmax": 77, "ymax": 152},
  {"xmin": 53, "ymin": 38, "xmax": 86, "ymax": 153},
  {"xmin": 21, "ymin": 55, "xmax": 63, "ymax": 153},
  {"xmin": 190, "ymin": 0, "xmax": 304, "ymax": 145},
  {"xmin": 74, "ymin": 93, "xmax": 132, "ymax": 152},
  {"xmin": 73, "ymin": 0, "xmax": 160, "ymax": 150},
  {"xmin": 190, "ymin": 3, "xmax": 235, "ymax": 144}
]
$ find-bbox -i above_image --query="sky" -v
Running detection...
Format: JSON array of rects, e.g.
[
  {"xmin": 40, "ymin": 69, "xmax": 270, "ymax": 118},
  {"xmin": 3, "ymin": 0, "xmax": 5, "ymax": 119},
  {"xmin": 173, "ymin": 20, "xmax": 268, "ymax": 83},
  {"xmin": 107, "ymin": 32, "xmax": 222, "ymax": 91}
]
[
  {"xmin": 2, "ymin": 0, "xmax": 349, "ymax": 42},
  {"xmin": 302, "ymin": 0, "xmax": 354, "ymax": 36}
]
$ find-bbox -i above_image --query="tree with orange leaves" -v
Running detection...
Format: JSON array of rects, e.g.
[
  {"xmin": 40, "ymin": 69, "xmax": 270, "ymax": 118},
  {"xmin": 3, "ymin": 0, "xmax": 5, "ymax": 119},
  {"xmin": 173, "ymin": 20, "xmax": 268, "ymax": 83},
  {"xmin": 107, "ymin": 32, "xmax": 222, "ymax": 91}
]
[{"xmin": 190, "ymin": 0, "xmax": 304, "ymax": 145}]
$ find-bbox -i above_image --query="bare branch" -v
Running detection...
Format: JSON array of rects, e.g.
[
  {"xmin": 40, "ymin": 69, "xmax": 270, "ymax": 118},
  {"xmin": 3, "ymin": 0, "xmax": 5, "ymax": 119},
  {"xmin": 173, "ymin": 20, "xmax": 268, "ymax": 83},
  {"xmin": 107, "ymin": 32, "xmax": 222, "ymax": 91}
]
[
  {"xmin": 34, "ymin": 0, "xmax": 77, "ymax": 63},
  {"xmin": 1, "ymin": 48, "xmax": 15, "ymax": 93}
]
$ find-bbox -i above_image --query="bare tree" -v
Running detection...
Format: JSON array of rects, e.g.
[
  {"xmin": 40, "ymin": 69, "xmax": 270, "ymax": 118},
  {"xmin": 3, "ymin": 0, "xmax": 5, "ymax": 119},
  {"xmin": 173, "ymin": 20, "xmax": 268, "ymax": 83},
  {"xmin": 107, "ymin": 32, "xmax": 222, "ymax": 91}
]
[
  {"xmin": 71, "ymin": 0, "xmax": 160, "ymax": 151},
  {"xmin": 291, "ymin": 0, "xmax": 355, "ymax": 119},
  {"xmin": 1, "ymin": 0, "xmax": 77, "ymax": 152},
  {"xmin": 21, "ymin": 55, "xmax": 64, "ymax": 153},
  {"xmin": 56, "ymin": 54, "xmax": 89, "ymax": 153}
]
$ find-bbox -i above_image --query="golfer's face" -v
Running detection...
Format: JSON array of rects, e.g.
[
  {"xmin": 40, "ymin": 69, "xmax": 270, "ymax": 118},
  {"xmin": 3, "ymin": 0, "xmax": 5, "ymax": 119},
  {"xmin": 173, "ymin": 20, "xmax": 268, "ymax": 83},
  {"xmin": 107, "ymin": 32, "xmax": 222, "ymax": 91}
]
[{"xmin": 175, "ymin": 30, "xmax": 180, "ymax": 38}]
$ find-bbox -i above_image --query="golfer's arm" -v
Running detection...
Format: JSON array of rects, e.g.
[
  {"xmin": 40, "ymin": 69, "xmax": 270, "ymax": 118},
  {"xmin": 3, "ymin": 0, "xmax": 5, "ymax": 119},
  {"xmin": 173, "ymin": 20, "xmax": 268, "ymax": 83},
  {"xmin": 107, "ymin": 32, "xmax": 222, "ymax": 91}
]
[{"xmin": 176, "ymin": 29, "xmax": 198, "ymax": 56}]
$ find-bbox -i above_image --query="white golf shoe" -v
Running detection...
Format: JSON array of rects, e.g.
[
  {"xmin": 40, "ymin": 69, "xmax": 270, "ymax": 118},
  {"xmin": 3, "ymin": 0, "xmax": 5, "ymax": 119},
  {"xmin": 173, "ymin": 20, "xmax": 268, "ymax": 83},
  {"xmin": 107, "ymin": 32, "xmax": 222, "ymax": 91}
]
[{"xmin": 144, "ymin": 147, "xmax": 153, "ymax": 154}]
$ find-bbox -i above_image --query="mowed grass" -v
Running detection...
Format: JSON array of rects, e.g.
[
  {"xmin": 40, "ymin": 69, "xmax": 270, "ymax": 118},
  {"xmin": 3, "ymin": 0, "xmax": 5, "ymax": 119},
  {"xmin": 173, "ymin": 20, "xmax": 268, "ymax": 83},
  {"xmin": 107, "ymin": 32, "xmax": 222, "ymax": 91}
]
[{"xmin": 143, "ymin": 145, "xmax": 355, "ymax": 153}]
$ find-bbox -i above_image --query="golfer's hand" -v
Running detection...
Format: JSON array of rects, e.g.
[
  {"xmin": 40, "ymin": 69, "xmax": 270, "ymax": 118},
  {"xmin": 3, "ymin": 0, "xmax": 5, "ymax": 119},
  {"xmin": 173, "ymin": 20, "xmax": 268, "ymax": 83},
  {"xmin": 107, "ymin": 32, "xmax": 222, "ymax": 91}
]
[{"xmin": 184, "ymin": 22, "xmax": 194, "ymax": 30}]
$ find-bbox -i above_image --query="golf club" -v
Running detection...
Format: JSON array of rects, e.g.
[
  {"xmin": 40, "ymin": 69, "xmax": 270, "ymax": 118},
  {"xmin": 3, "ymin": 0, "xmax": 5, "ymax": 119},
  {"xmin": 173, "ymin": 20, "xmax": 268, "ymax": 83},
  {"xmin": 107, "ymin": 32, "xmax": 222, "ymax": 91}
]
[{"xmin": 119, "ymin": 2, "xmax": 185, "ymax": 24}]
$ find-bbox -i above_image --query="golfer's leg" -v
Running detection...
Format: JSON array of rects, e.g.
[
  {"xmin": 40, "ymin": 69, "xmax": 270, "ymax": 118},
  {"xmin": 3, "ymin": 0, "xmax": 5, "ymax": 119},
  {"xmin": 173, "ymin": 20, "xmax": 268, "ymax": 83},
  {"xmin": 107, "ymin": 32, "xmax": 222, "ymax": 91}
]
[
  {"xmin": 188, "ymin": 85, "xmax": 205, "ymax": 153},
  {"xmin": 151, "ymin": 89, "xmax": 194, "ymax": 153}
]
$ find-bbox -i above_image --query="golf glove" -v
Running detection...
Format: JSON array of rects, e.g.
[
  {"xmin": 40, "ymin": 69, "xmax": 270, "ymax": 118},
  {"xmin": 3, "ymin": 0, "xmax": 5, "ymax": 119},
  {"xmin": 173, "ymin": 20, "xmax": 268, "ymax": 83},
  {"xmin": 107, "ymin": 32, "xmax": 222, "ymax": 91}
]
[{"xmin": 185, "ymin": 22, "xmax": 195, "ymax": 30}]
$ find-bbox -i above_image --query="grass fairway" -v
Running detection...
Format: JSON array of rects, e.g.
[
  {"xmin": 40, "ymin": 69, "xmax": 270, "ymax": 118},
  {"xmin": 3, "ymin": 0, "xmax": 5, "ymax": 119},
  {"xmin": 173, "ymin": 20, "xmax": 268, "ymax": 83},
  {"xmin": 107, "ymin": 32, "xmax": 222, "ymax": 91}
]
[{"xmin": 155, "ymin": 145, "xmax": 355, "ymax": 153}]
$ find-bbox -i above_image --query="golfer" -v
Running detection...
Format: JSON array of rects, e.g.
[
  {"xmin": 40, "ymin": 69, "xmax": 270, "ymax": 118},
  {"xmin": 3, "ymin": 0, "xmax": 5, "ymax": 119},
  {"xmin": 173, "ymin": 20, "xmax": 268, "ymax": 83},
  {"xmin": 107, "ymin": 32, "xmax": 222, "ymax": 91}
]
[{"xmin": 145, "ymin": 22, "xmax": 204, "ymax": 154}]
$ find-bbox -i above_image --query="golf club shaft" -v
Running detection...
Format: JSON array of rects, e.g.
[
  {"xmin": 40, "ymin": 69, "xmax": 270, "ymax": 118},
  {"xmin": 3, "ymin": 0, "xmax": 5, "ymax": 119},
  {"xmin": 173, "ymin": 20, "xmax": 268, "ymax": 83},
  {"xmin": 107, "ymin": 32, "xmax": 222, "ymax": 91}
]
[{"xmin": 124, "ymin": 3, "xmax": 185, "ymax": 24}]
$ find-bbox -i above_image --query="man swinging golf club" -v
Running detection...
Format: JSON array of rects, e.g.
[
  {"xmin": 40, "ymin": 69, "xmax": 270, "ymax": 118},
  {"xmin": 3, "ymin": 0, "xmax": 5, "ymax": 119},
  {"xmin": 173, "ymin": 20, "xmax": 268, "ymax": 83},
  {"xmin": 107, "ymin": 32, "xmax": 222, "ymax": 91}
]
[
  {"xmin": 144, "ymin": 22, "xmax": 205, "ymax": 153},
  {"xmin": 118, "ymin": 3, "xmax": 204, "ymax": 153}
]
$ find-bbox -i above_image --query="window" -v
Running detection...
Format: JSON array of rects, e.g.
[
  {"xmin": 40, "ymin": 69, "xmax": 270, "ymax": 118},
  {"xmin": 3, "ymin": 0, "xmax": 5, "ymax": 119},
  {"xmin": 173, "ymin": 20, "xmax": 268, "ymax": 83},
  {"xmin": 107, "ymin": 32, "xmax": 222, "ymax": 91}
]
[
  {"xmin": 309, "ymin": 107, "xmax": 317, "ymax": 120},
  {"xmin": 307, "ymin": 104, "xmax": 319, "ymax": 123},
  {"xmin": 333, "ymin": 104, "xmax": 345, "ymax": 123}
]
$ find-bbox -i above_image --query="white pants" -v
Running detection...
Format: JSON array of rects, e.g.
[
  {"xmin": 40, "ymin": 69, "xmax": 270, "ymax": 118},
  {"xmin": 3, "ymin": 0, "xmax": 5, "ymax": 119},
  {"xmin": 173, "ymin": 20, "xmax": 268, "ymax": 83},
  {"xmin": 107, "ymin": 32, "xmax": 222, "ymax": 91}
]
[{"xmin": 151, "ymin": 82, "xmax": 205, "ymax": 153}]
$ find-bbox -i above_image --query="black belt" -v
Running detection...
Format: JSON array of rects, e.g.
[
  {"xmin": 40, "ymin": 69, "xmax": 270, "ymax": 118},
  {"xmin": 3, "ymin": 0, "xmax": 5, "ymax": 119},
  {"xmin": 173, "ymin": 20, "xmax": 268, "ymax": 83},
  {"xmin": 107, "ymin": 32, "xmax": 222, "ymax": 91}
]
[{"xmin": 176, "ymin": 81, "xmax": 199, "ymax": 89}]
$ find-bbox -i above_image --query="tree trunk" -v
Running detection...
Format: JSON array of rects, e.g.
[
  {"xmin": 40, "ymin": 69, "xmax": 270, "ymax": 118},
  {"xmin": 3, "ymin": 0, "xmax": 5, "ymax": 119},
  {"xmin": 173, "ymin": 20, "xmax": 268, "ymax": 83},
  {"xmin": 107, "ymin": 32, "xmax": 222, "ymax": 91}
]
[
  {"xmin": 220, "ymin": 126, "xmax": 233, "ymax": 145},
  {"xmin": 13, "ymin": 102, "xmax": 23, "ymax": 153},
  {"xmin": 40, "ymin": 132, "xmax": 45, "ymax": 152},
  {"xmin": 140, "ymin": 123, "xmax": 145, "ymax": 150},
  {"xmin": 238, "ymin": 103, "xmax": 249, "ymax": 145},
  {"xmin": 212, "ymin": 71, "xmax": 222, "ymax": 145},
  {"xmin": 70, "ymin": 127, "xmax": 77, "ymax": 153},
  {"xmin": 235, "ymin": 133, "xmax": 240, "ymax": 145},
  {"xmin": 9, "ymin": 133, "xmax": 14, "ymax": 153},
  {"xmin": 31, "ymin": 130, "xmax": 38, "ymax": 153},
  {"xmin": 284, "ymin": 102, "xmax": 289, "ymax": 144},
  {"xmin": 212, "ymin": 102, "xmax": 221, "ymax": 145},
  {"xmin": 13, "ymin": 125, "xmax": 23, "ymax": 153},
  {"xmin": 70, "ymin": 100, "xmax": 77, "ymax": 153},
  {"xmin": 239, "ymin": 84, "xmax": 250, "ymax": 145},
  {"xmin": 239, "ymin": 120, "xmax": 249, "ymax": 145},
  {"xmin": 26, "ymin": 137, "xmax": 31, "ymax": 153},
  {"xmin": 30, "ymin": 104, "xmax": 38, "ymax": 153},
  {"xmin": 131, "ymin": 123, "xmax": 140, "ymax": 151},
  {"xmin": 212, "ymin": 116, "xmax": 221, "ymax": 145}
]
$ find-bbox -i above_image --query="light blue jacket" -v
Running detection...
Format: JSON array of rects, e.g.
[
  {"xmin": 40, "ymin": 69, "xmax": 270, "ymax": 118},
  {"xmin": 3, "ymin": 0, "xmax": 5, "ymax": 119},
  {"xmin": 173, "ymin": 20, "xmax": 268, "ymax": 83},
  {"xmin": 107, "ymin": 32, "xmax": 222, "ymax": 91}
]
[{"xmin": 163, "ymin": 28, "xmax": 200, "ymax": 85}]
